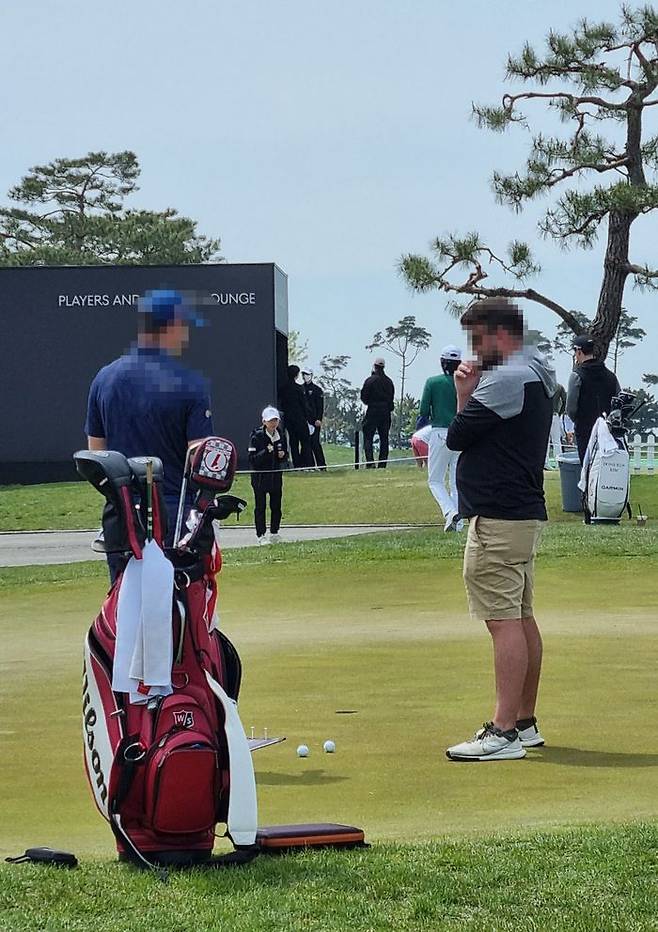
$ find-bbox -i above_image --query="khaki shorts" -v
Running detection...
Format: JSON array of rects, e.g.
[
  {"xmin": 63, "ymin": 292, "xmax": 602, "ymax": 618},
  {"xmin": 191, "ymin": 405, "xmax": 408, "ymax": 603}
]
[{"xmin": 463, "ymin": 517, "xmax": 545, "ymax": 621}]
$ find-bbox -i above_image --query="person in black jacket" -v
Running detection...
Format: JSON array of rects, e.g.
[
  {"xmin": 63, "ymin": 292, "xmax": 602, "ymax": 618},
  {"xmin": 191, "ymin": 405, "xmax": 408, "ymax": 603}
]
[
  {"xmin": 301, "ymin": 368, "xmax": 326, "ymax": 470},
  {"xmin": 248, "ymin": 406, "xmax": 289, "ymax": 544},
  {"xmin": 360, "ymin": 358, "xmax": 395, "ymax": 468},
  {"xmin": 566, "ymin": 334, "xmax": 620, "ymax": 463},
  {"xmin": 278, "ymin": 365, "xmax": 313, "ymax": 468},
  {"xmin": 444, "ymin": 298, "xmax": 556, "ymax": 763}
]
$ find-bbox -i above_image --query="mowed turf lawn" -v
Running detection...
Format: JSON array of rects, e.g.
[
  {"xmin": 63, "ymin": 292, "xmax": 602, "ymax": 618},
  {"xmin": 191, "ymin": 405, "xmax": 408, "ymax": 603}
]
[
  {"xmin": 0, "ymin": 459, "xmax": 655, "ymax": 530},
  {"xmin": 2, "ymin": 521, "xmax": 657, "ymax": 859},
  {"xmin": 2, "ymin": 473, "xmax": 658, "ymax": 930}
]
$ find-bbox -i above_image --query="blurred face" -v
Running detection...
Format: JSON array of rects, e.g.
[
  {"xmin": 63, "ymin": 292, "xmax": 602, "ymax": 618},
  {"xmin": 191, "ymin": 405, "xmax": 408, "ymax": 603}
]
[
  {"xmin": 468, "ymin": 324, "xmax": 520, "ymax": 369},
  {"xmin": 159, "ymin": 319, "xmax": 190, "ymax": 356},
  {"xmin": 263, "ymin": 417, "xmax": 279, "ymax": 433},
  {"xmin": 573, "ymin": 347, "xmax": 586, "ymax": 366}
]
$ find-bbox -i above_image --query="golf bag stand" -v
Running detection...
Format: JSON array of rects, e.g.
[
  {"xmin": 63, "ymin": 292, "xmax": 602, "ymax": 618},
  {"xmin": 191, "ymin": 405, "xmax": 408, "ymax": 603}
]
[
  {"xmin": 76, "ymin": 446, "xmax": 258, "ymax": 869},
  {"xmin": 582, "ymin": 392, "xmax": 641, "ymax": 524}
]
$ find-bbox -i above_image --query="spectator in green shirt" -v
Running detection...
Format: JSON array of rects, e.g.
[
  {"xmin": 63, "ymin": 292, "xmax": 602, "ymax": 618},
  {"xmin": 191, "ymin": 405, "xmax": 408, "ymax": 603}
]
[{"xmin": 419, "ymin": 345, "xmax": 463, "ymax": 532}]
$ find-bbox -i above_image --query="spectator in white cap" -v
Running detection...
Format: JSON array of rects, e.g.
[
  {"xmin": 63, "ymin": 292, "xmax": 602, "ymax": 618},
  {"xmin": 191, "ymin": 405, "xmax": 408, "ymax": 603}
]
[
  {"xmin": 247, "ymin": 406, "xmax": 289, "ymax": 544},
  {"xmin": 301, "ymin": 368, "xmax": 326, "ymax": 470},
  {"xmin": 419, "ymin": 345, "xmax": 463, "ymax": 532},
  {"xmin": 360, "ymin": 357, "xmax": 395, "ymax": 468}
]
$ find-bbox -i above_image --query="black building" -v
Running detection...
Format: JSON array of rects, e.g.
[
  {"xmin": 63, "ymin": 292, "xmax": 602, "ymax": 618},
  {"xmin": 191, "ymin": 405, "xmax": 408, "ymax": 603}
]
[{"xmin": 0, "ymin": 263, "xmax": 288, "ymax": 484}]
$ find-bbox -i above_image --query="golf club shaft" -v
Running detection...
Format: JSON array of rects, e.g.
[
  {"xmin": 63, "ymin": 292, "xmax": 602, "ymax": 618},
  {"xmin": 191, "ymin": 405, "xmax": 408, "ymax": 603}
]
[
  {"xmin": 145, "ymin": 459, "xmax": 153, "ymax": 541},
  {"xmin": 174, "ymin": 442, "xmax": 199, "ymax": 547}
]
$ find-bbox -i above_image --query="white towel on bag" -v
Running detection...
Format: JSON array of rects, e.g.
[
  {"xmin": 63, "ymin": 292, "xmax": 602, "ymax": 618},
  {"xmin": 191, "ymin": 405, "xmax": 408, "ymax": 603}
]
[{"xmin": 113, "ymin": 540, "xmax": 175, "ymax": 704}]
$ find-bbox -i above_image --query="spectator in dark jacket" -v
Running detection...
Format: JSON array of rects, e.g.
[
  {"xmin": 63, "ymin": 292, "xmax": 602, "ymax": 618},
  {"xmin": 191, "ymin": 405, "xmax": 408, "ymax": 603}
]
[
  {"xmin": 248, "ymin": 406, "xmax": 289, "ymax": 545},
  {"xmin": 566, "ymin": 335, "xmax": 621, "ymax": 463},
  {"xmin": 278, "ymin": 365, "xmax": 313, "ymax": 468},
  {"xmin": 360, "ymin": 358, "xmax": 395, "ymax": 468},
  {"xmin": 301, "ymin": 368, "xmax": 326, "ymax": 470}
]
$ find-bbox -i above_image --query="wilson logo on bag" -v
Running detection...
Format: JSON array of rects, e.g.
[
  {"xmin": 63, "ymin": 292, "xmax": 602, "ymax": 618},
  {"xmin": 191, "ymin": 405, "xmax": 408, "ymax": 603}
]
[{"xmin": 173, "ymin": 710, "xmax": 195, "ymax": 728}]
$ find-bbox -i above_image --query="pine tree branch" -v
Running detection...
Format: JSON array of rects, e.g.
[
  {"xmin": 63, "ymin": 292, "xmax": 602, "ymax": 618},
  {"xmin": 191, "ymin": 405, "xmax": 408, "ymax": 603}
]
[
  {"xmin": 454, "ymin": 279, "xmax": 583, "ymax": 332},
  {"xmin": 540, "ymin": 155, "xmax": 631, "ymax": 188},
  {"xmin": 502, "ymin": 90, "xmax": 629, "ymax": 112},
  {"xmin": 625, "ymin": 262, "xmax": 658, "ymax": 276}
]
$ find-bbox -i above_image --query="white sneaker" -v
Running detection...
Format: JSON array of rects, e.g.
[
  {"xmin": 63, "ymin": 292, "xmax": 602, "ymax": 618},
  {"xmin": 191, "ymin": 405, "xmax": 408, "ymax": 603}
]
[
  {"xmin": 256, "ymin": 536, "xmax": 270, "ymax": 546},
  {"xmin": 269, "ymin": 533, "xmax": 282, "ymax": 544},
  {"xmin": 446, "ymin": 722, "xmax": 527, "ymax": 761},
  {"xmin": 517, "ymin": 718, "xmax": 545, "ymax": 748}
]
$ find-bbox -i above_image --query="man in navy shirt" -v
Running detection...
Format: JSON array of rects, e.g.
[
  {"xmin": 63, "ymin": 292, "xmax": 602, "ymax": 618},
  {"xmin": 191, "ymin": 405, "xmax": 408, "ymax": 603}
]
[{"xmin": 85, "ymin": 289, "xmax": 213, "ymax": 571}]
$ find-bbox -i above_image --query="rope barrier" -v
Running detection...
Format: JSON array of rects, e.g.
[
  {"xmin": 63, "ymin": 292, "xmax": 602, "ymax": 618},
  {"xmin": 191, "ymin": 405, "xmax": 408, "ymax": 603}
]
[
  {"xmin": 235, "ymin": 454, "xmax": 418, "ymax": 476},
  {"xmin": 234, "ymin": 447, "xmax": 580, "ymax": 476}
]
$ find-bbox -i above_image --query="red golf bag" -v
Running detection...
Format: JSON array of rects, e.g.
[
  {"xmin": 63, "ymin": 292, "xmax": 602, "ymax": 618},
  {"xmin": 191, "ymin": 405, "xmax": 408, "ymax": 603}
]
[{"xmin": 76, "ymin": 443, "xmax": 257, "ymax": 869}]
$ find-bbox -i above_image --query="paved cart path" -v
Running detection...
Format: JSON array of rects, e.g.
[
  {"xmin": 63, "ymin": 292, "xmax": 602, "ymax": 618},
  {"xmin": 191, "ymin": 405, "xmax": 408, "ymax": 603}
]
[{"xmin": 0, "ymin": 525, "xmax": 418, "ymax": 567}]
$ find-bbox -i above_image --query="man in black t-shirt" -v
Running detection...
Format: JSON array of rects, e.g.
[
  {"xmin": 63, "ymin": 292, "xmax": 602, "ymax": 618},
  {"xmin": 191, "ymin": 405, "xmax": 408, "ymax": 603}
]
[{"xmin": 445, "ymin": 298, "xmax": 556, "ymax": 763}]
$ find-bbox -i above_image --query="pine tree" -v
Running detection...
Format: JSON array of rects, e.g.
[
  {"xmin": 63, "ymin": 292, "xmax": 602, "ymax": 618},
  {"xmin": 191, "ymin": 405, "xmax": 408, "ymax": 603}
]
[
  {"xmin": 0, "ymin": 151, "xmax": 221, "ymax": 266},
  {"xmin": 401, "ymin": 6, "xmax": 658, "ymax": 358}
]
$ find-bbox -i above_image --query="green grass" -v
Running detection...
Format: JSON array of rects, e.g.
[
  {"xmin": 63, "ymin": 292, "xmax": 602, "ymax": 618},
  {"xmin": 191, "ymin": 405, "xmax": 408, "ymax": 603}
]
[
  {"xmin": 2, "ymin": 824, "xmax": 658, "ymax": 931},
  {"xmin": 0, "ymin": 466, "xmax": 656, "ymax": 530},
  {"xmin": 2, "ymin": 527, "xmax": 657, "ymax": 856},
  {"xmin": 2, "ymin": 472, "xmax": 658, "ymax": 929}
]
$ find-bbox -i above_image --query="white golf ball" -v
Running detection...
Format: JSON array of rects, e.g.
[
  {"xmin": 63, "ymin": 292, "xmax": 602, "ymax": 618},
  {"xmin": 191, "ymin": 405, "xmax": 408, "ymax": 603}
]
[
  {"xmin": 323, "ymin": 739, "xmax": 336, "ymax": 754},
  {"xmin": 296, "ymin": 744, "xmax": 310, "ymax": 758}
]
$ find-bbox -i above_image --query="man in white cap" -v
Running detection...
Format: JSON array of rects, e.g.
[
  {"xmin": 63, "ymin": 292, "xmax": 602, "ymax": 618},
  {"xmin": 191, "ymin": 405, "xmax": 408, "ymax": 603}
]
[
  {"xmin": 301, "ymin": 368, "xmax": 326, "ymax": 470},
  {"xmin": 247, "ymin": 406, "xmax": 289, "ymax": 544},
  {"xmin": 419, "ymin": 345, "xmax": 463, "ymax": 531}
]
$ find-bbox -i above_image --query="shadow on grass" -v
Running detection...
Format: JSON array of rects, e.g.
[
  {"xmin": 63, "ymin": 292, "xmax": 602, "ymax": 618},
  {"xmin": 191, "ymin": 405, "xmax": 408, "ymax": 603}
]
[
  {"xmin": 256, "ymin": 769, "xmax": 348, "ymax": 786},
  {"xmin": 533, "ymin": 746, "xmax": 658, "ymax": 768}
]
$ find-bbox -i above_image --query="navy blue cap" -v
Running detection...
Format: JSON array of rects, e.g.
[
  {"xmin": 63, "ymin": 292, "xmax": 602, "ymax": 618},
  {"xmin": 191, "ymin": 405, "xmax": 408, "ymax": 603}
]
[{"xmin": 138, "ymin": 289, "xmax": 207, "ymax": 328}]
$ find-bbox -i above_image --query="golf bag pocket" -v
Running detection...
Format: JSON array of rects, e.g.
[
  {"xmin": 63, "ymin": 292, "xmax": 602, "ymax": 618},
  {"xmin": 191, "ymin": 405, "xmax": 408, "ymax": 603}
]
[{"xmin": 144, "ymin": 731, "xmax": 219, "ymax": 834}]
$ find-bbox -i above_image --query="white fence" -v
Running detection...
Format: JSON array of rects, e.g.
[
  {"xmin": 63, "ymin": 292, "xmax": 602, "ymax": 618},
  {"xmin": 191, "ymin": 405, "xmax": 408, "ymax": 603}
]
[
  {"xmin": 550, "ymin": 431, "xmax": 657, "ymax": 473},
  {"xmin": 630, "ymin": 432, "xmax": 657, "ymax": 474}
]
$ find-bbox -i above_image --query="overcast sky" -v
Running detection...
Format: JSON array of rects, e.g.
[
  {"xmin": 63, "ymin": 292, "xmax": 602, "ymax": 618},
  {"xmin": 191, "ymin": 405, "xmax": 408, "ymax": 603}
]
[{"xmin": 2, "ymin": 0, "xmax": 655, "ymax": 398}]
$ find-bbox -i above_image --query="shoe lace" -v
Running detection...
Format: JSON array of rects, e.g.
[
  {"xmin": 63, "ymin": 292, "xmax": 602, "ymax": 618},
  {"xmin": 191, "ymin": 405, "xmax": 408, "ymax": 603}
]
[{"xmin": 474, "ymin": 721, "xmax": 495, "ymax": 740}]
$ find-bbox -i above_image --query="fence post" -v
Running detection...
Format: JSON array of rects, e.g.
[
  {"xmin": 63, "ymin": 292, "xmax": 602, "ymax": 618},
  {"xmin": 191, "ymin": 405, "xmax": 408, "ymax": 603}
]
[
  {"xmin": 632, "ymin": 434, "xmax": 642, "ymax": 473},
  {"xmin": 354, "ymin": 430, "xmax": 360, "ymax": 470},
  {"xmin": 647, "ymin": 433, "xmax": 656, "ymax": 475}
]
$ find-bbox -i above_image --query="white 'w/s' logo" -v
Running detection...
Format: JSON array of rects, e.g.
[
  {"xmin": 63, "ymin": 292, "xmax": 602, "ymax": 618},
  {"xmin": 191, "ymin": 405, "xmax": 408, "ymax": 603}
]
[{"xmin": 173, "ymin": 710, "xmax": 195, "ymax": 728}]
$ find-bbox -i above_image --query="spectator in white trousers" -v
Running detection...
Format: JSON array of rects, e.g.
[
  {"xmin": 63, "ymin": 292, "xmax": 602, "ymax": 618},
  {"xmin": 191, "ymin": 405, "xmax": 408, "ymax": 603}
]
[
  {"xmin": 419, "ymin": 346, "xmax": 463, "ymax": 532},
  {"xmin": 545, "ymin": 383, "xmax": 566, "ymax": 468}
]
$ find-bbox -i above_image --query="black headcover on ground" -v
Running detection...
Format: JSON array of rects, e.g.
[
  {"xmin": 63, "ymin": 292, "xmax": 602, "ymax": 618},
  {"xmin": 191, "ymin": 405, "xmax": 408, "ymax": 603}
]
[{"xmin": 6, "ymin": 847, "xmax": 78, "ymax": 868}]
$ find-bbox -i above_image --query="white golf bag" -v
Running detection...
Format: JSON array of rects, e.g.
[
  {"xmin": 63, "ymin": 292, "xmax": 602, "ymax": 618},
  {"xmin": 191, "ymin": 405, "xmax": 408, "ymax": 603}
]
[{"xmin": 579, "ymin": 392, "xmax": 639, "ymax": 524}]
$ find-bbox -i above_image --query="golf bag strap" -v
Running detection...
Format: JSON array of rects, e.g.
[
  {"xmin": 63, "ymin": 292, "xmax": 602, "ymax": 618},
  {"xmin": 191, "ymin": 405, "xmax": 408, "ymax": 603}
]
[
  {"xmin": 119, "ymin": 487, "xmax": 143, "ymax": 559},
  {"xmin": 113, "ymin": 734, "xmax": 144, "ymax": 809},
  {"xmin": 173, "ymin": 562, "xmax": 207, "ymax": 587}
]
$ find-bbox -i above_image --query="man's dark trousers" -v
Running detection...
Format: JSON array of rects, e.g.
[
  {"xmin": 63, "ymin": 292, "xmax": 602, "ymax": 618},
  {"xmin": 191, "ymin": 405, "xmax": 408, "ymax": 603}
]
[
  {"xmin": 576, "ymin": 431, "xmax": 590, "ymax": 465},
  {"xmin": 286, "ymin": 422, "xmax": 313, "ymax": 468},
  {"xmin": 310, "ymin": 429, "xmax": 326, "ymax": 469},
  {"xmin": 363, "ymin": 411, "xmax": 391, "ymax": 468},
  {"xmin": 253, "ymin": 480, "xmax": 282, "ymax": 537}
]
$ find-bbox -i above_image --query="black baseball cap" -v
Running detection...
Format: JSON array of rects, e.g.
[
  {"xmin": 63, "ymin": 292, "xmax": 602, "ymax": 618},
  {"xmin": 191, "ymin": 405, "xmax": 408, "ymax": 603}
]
[{"xmin": 572, "ymin": 334, "xmax": 595, "ymax": 353}]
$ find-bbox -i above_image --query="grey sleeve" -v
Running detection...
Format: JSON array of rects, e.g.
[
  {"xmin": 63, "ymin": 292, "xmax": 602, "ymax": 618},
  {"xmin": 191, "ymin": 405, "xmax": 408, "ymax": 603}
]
[
  {"xmin": 471, "ymin": 369, "xmax": 526, "ymax": 419},
  {"xmin": 566, "ymin": 371, "xmax": 581, "ymax": 421}
]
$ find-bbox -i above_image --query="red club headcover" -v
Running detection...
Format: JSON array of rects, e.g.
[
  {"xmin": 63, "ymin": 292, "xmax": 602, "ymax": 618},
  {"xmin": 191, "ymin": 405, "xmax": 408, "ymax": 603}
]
[{"xmin": 189, "ymin": 437, "xmax": 237, "ymax": 493}]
